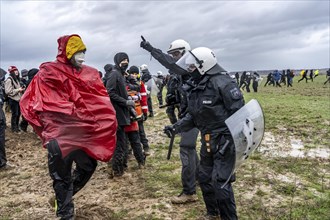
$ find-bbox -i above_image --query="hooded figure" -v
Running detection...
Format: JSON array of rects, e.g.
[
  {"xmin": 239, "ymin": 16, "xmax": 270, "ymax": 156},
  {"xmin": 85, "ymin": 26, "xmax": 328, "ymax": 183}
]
[
  {"xmin": 105, "ymin": 52, "xmax": 135, "ymax": 177},
  {"xmin": 20, "ymin": 34, "xmax": 118, "ymax": 219},
  {"xmin": 102, "ymin": 63, "xmax": 114, "ymax": 86},
  {"xmin": 20, "ymin": 34, "xmax": 117, "ymax": 160}
]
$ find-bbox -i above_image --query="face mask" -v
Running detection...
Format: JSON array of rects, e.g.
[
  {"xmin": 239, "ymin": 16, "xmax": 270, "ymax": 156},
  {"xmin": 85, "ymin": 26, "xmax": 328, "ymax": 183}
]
[
  {"xmin": 73, "ymin": 51, "xmax": 85, "ymax": 67},
  {"xmin": 190, "ymin": 69, "xmax": 202, "ymax": 80},
  {"xmin": 120, "ymin": 63, "xmax": 128, "ymax": 72}
]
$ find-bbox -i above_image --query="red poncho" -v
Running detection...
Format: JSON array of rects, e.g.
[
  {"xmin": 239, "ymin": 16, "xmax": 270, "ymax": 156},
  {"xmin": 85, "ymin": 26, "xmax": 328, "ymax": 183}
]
[{"xmin": 20, "ymin": 34, "xmax": 117, "ymax": 161}]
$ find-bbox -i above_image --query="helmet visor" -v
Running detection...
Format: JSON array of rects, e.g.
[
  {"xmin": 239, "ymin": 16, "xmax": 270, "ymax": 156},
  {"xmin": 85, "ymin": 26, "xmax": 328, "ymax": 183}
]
[{"xmin": 176, "ymin": 52, "xmax": 198, "ymax": 73}]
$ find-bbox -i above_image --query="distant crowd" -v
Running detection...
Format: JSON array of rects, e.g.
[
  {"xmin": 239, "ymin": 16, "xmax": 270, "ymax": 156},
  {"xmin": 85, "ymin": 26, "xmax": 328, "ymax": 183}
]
[
  {"xmin": 229, "ymin": 68, "xmax": 330, "ymax": 92},
  {"xmin": 1, "ymin": 33, "xmax": 329, "ymax": 220}
]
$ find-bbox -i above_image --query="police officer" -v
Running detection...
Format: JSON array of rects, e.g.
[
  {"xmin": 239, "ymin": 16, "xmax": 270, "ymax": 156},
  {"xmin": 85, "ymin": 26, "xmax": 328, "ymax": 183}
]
[
  {"xmin": 156, "ymin": 71, "xmax": 165, "ymax": 106},
  {"xmin": 140, "ymin": 64, "xmax": 154, "ymax": 117},
  {"xmin": 164, "ymin": 47, "xmax": 245, "ymax": 219},
  {"xmin": 141, "ymin": 38, "xmax": 200, "ymax": 204},
  {"xmin": 165, "ymin": 74, "xmax": 181, "ymax": 124}
]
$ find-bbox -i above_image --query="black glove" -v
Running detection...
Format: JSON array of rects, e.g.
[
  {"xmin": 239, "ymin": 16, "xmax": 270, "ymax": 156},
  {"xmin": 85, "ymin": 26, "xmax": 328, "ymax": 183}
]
[
  {"xmin": 140, "ymin": 40, "xmax": 153, "ymax": 52},
  {"xmin": 129, "ymin": 108, "xmax": 137, "ymax": 121},
  {"xmin": 143, "ymin": 112, "xmax": 148, "ymax": 121},
  {"xmin": 126, "ymin": 100, "xmax": 135, "ymax": 107},
  {"xmin": 164, "ymin": 125, "xmax": 176, "ymax": 138}
]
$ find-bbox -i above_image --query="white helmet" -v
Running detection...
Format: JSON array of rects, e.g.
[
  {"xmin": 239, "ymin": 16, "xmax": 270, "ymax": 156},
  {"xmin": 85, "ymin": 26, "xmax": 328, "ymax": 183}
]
[
  {"xmin": 246, "ymin": 72, "xmax": 251, "ymax": 76},
  {"xmin": 167, "ymin": 39, "xmax": 191, "ymax": 55},
  {"xmin": 157, "ymin": 71, "xmax": 162, "ymax": 75},
  {"xmin": 176, "ymin": 47, "xmax": 217, "ymax": 75},
  {"xmin": 140, "ymin": 64, "xmax": 148, "ymax": 71}
]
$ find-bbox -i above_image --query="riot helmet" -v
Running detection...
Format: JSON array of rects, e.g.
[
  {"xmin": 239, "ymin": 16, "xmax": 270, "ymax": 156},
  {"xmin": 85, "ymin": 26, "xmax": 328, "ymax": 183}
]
[
  {"xmin": 167, "ymin": 39, "xmax": 191, "ymax": 60},
  {"xmin": 176, "ymin": 47, "xmax": 217, "ymax": 75},
  {"xmin": 140, "ymin": 64, "xmax": 148, "ymax": 71}
]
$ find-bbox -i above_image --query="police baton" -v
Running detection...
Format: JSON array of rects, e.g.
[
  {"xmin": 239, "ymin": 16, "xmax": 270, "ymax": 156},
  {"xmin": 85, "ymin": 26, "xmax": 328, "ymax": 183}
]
[{"xmin": 166, "ymin": 132, "xmax": 175, "ymax": 160}]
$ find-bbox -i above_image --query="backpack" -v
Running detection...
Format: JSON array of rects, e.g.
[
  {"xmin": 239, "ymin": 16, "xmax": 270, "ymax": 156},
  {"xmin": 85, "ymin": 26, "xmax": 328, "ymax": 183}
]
[{"xmin": 3, "ymin": 77, "xmax": 14, "ymax": 102}]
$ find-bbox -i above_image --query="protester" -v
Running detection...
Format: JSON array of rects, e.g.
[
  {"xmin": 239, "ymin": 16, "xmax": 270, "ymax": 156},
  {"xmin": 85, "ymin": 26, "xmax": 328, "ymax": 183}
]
[
  {"xmin": 0, "ymin": 68, "xmax": 7, "ymax": 125},
  {"xmin": 105, "ymin": 52, "xmax": 133, "ymax": 177},
  {"xmin": 324, "ymin": 68, "xmax": 330, "ymax": 85},
  {"xmin": 298, "ymin": 69, "xmax": 308, "ymax": 83},
  {"xmin": 103, "ymin": 63, "xmax": 114, "ymax": 86},
  {"xmin": 128, "ymin": 65, "xmax": 150, "ymax": 156},
  {"xmin": 20, "ymin": 69, "xmax": 29, "ymax": 87},
  {"xmin": 5, "ymin": 66, "xmax": 25, "ymax": 132},
  {"xmin": 309, "ymin": 69, "xmax": 314, "ymax": 82},
  {"xmin": 0, "ymin": 68, "xmax": 10, "ymax": 170},
  {"xmin": 235, "ymin": 72, "xmax": 239, "ymax": 85},
  {"xmin": 124, "ymin": 68, "xmax": 146, "ymax": 168},
  {"xmin": 280, "ymin": 70, "xmax": 286, "ymax": 85},
  {"xmin": 19, "ymin": 68, "xmax": 39, "ymax": 132},
  {"xmin": 286, "ymin": 69, "xmax": 294, "ymax": 87},
  {"xmin": 264, "ymin": 72, "xmax": 275, "ymax": 87},
  {"xmin": 141, "ymin": 38, "xmax": 200, "ymax": 205},
  {"xmin": 272, "ymin": 70, "xmax": 282, "ymax": 87},
  {"xmin": 20, "ymin": 34, "xmax": 117, "ymax": 219},
  {"xmin": 165, "ymin": 47, "xmax": 244, "ymax": 219}
]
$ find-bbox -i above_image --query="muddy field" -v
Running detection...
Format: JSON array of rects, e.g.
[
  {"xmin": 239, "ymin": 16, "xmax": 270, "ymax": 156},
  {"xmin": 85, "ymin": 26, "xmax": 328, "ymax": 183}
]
[
  {"xmin": 0, "ymin": 109, "xmax": 204, "ymax": 220},
  {"xmin": 0, "ymin": 104, "xmax": 329, "ymax": 219}
]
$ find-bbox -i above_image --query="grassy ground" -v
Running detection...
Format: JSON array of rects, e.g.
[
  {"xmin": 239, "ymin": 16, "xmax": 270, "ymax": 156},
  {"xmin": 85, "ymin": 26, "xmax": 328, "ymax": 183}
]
[
  {"xmin": 144, "ymin": 75, "xmax": 330, "ymax": 219},
  {"xmin": 0, "ymin": 75, "xmax": 329, "ymax": 219}
]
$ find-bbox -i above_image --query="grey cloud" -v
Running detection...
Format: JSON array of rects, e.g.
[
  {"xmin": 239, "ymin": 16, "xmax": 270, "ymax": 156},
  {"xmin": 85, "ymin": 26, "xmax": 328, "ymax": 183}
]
[{"xmin": 0, "ymin": 0, "xmax": 329, "ymax": 73}]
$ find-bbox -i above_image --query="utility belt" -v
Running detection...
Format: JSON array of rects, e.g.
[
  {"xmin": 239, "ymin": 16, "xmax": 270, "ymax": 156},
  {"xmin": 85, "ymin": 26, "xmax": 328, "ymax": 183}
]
[{"xmin": 202, "ymin": 132, "xmax": 232, "ymax": 155}]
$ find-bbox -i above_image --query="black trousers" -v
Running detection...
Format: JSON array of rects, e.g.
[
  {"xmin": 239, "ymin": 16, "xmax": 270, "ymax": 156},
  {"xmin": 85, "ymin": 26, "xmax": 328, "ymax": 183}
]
[
  {"xmin": 180, "ymin": 128, "xmax": 199, "ymax": 195},
  {"xmin": 19, "ymin": 116, "xmax": 29, "ymax": 131},
  {"xmin": 157, "ymin": 85, "xmax": 164, "ymax": 105},
  {"xmin": 126, "ymin": 131, "xmax": 145, "ymax": 164},
  {"xmin": 147, "ymin": 96, "xmax": 153, "ymax": 115},
  {"xmin": 47, "ymin": 140, "xmax": 97, "ymax": 219},
  {"xmin": 0, "ymin": 115, "xmax": 6, "ymax": 167},
  {"xmin": 199, "ymin": 133, "xmax": 237, "ymax": 219},
  {"xmin": 111, "ymin": 125, "xmax": 128, "ymax": 175},
  {"xmin": 138, "ymin": 120, "xmax": 149, "ymax": 151},
  {"xmin": 8, "ymin": 98, "xmax": 20, "ymax": 131}
]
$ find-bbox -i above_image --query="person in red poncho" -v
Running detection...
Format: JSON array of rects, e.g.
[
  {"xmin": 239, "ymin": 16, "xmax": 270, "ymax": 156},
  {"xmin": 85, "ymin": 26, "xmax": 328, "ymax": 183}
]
[{"xmin": 20, "ymin": 34, "xmax": 117, "ymax": 219}]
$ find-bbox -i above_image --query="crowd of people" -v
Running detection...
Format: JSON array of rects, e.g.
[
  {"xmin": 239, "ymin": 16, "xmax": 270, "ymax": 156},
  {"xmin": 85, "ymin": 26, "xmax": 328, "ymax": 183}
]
[{"xmin": 0, "ymin": 34, "xmax": 329, "ymax": 220}]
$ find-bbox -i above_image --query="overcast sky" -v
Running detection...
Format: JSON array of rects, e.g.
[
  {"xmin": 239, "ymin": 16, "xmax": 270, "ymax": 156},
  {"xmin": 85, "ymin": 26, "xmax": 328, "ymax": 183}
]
[{"xmin": 1, "ymin": 0, "xmax": 329, "ymax": 75}]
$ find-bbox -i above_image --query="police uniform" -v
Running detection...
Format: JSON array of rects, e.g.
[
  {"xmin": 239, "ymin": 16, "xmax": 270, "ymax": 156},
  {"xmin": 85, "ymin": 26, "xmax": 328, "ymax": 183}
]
[
  {"xmin": 174, "ymin": 64, "xmax": 245, "ymax": 219},
  {"xmin": 144, "ymin": 42, "xmax": 200, "ymax": 200}
]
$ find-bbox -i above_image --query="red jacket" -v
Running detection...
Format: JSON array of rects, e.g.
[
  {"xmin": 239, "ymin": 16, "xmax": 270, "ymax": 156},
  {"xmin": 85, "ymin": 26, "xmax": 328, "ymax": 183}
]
[
  {"xmin": 140, "ymin": 81, "xmax": 148, "ymax": 114},
  {"xmin": 20, "ymin": 34, "xmax": 117, "ymax": 161}
]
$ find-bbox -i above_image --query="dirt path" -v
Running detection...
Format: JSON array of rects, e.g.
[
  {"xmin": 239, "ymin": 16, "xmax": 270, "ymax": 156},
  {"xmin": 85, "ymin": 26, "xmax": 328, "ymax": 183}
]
[{"xmin": 0, "ymin": 110, "xmax": 203, "ymax": 220}]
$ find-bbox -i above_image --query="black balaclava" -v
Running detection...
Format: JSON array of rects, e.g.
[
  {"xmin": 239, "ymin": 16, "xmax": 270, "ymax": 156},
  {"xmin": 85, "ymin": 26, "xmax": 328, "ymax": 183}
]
[
  {"xmin": 114, "ymin": 52, "xmax": 129, "ymax": 73},
  {"xmin": 190, "ymin": 69, "xmax": 202, "ymax": 81}
]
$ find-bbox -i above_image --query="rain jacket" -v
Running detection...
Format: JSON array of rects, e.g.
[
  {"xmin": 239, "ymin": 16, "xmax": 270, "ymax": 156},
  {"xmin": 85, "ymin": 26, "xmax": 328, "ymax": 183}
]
[{"xmin": 20, "ymin": 34, "xmax": 117, "ymax": 161}]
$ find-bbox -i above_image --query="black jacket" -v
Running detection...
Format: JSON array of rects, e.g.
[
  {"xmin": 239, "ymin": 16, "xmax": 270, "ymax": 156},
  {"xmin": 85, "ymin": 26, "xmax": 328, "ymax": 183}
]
[
  {"xmin": 149, "ymin": 47, "xmax": 190, "ymax": 116},
  {"xmin": 175, "ymin": 65, "xmax": 245, "ymax": 134},
  {"xmin": 106, "ymin": 66, "xmax": 130, "ymax": 126}
]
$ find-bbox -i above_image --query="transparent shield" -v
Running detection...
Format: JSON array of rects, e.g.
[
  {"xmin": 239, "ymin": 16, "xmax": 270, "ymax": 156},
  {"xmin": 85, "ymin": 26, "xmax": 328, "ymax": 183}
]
[{"xmin": 222, "ymin": 99, "xmax": 265, "ymax": 187}]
